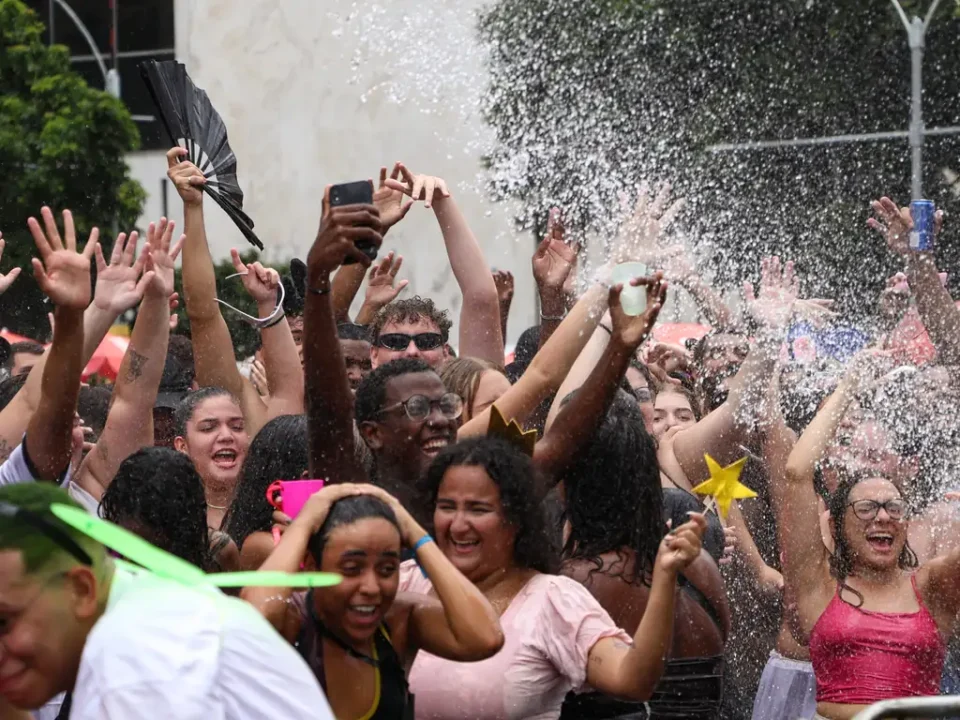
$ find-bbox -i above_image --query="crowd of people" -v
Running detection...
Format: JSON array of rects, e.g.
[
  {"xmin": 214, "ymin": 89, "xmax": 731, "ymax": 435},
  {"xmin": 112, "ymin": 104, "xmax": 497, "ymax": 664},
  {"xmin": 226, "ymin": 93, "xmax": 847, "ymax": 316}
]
[{"xmin": 1, "ymin": 147, "xmax": 959, "ymax": 720}]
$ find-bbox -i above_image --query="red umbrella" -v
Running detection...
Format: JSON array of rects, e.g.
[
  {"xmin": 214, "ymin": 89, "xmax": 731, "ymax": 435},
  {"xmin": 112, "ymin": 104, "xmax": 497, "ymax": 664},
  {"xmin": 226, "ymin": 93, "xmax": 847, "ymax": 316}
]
[{"xmin": 82, "ymin": 335, "xmax": 129, "ymax": 382}]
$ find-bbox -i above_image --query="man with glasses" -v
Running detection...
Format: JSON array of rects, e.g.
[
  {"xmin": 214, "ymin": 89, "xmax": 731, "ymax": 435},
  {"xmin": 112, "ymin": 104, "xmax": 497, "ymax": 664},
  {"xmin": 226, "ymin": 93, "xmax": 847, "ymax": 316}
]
[
  {"xmin": 355, "ymin": 357, "xmax": 462, "ymax": 521},
  {"xmin": 0, "ymin": 484, "xmax": 333, "ymax": 719},
  {"xmin": 369, "ymin": 297, "xmax": 453, "ymax": 371}
]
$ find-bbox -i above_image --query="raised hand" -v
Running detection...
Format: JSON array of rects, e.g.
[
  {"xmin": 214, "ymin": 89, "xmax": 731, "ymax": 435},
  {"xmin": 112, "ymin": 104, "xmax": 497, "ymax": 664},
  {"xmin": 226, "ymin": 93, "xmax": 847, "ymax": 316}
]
[
  {"xmin": 93, "ymin": 229, "xmax": 151, "ymax": 314},
  {"xmin": 144, "ymin": 218, "xmax": 183, "ymax": 299},
  {"xmin": 166, "ymin": 147, "xmax": 206, "ymax": 206},
  {"xmin": 656, "ymin": 512, "xmax": 706, "ymax": 575},
  {"xmin": 307, "ymin": 186, "xmax": 383, "ymax": 284},
  {"xmin": 384, "ymin": 163, "xmax": 451, "ymax": 209},
  {"xmin": 374, "ymin": 163, "xmax": 415, "ymax": 231},
  {"xmin": 608, "ymin": 271, "xmax": 667, "ymax": 350},
  {"xmin": 878, "ymin": 272, "xmax": 911, "ymax": 323},
  {"xmin": 613, "ymin": 181, "xmax": 685, "ymax": 264},
  {"xmin": 533, "ymin": 208, "xmax": 579, "ymax": 296},
  {"xmin": 0, "ymin": 234, "xmax": 22, "ymax": 294},
  {"xmin": 27, "ymin": 207, "xmax": 97, "ymax": 310},
  {"xmin": 868, "ymin": 196, "xmax": 944, "ymax": 256},
  {"xmin": 230, "ymin": 248, "xmax": 281, "ymax": 305},
  {"xmin": 743, "ymin": 256, "xmax": 799, "ymax": 331},
  {"xmin": 366, "ymin": 252, "xmax": 408, "ymax": 307},
  {"xmin": 493, "ymin": 269, "xmax": 515, "ymax": 309}
]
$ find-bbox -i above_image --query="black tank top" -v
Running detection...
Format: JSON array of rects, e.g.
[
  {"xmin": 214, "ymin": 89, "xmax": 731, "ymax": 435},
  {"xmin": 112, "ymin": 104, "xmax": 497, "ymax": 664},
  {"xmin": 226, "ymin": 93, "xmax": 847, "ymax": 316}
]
[{"xmin": 295, "ymin": 590, "xmax": 414, "ymax": 720}]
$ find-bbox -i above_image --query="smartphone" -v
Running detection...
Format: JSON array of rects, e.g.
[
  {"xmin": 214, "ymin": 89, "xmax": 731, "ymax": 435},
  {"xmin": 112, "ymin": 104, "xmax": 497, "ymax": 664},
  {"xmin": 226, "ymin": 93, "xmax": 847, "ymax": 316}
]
[
  {"xmin": 265, "ymin": 479, "xmax": 326, "ymax": 518},
  {"xmin": 330, "ymin": 180, "xmax": 377, "ymax": 265}
]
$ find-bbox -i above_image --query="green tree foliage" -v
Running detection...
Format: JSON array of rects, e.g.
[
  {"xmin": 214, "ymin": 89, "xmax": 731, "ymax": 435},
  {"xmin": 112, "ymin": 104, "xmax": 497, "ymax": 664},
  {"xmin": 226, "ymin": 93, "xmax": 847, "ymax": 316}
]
[
  {"xmin": 478, "ymin": 0, "xmax": 960, "ymax": 315},
  {"xmin": 0, "ymin": 0, "xmax": 145, "ymax": 337}
]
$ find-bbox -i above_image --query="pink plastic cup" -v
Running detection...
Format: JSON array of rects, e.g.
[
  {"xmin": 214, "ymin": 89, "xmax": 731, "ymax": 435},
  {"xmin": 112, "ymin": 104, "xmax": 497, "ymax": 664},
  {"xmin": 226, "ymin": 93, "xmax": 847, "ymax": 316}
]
[{"xmin": 265, "ymin": 479, "xmax": 326, "ymax": 518}]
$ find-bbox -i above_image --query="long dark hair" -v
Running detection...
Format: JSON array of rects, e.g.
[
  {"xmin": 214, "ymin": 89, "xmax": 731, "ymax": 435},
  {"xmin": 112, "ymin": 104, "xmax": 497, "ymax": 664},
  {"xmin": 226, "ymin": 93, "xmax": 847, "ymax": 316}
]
[
  {"xmin": 561, "ymin": 391, "xmax": 664, "ymax": 584},
  {"xmin": 101, "ymin": 447, "xmax": 211, "ymax": 570},
  {"xmin": 307, "ymin": 495, "xmax": 401, "ymax": 563},
  {"xmin": 223, "ymin": 415, "xmax": 309, "ymax": 551},
  {"xmin": 421, "ymin": 436, "xmax": 559, "ymax": 574},
  {"xmin": 828, "ymin": 470, "xmax": 918, "ymax": 607}
]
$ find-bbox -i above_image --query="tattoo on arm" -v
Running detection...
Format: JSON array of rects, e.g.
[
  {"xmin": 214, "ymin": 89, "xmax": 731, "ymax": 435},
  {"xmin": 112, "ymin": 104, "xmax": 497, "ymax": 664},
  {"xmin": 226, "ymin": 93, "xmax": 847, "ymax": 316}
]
[{"xmin": 123, "ymin": 349, "xmax": 149, "ymax": 384}]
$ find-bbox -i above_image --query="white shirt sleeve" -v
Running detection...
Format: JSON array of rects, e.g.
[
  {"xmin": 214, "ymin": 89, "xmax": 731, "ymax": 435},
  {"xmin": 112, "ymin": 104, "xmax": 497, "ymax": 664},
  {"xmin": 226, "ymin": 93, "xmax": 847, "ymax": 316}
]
[
  {"xmin": 70, "ymin": 683, "xmax": 223, "ymax": 720},
  {"xmin": 0, "ymin": 443, "xmax": 33, "ymax": 486}
]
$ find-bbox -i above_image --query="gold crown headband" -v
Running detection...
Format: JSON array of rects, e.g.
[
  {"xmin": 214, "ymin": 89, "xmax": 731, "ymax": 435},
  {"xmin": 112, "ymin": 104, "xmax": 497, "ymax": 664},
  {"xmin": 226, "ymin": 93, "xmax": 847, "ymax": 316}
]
[{"xmin": 487, "ymin": 405, "xmax": 538, "ymax": 456}]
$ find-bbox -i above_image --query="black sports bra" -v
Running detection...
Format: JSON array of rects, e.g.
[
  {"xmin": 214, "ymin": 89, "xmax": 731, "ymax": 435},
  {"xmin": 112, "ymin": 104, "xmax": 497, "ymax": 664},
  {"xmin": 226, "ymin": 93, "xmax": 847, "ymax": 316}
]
[{"xmin": 295, "ymin": 590, "xmax": 414, "ymax": 720}]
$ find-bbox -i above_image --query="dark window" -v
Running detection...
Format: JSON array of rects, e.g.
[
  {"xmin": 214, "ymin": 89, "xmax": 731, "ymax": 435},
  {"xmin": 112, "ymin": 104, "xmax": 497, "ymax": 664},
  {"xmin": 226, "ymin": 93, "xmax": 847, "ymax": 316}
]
[{"xmin": 25, "ymin": 0, "xmax": 175, "ymax": 150}]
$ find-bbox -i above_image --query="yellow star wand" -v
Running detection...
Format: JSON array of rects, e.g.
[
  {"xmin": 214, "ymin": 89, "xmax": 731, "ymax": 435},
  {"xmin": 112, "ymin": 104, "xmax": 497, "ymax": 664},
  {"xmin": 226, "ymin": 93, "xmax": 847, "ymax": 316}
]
[{"xmin": 691, "ymin": 454, "xmax": 756, "ymax": 524}]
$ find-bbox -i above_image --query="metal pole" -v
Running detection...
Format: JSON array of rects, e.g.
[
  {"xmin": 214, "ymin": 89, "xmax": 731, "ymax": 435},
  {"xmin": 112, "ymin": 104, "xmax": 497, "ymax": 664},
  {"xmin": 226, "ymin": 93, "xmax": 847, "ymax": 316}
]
[
  {"xmin": 48, "ymin": 0, "xmax": 54, "ymax": 44},
  {"xmin": 51, "ymin": 0, "xmax": 108, "ymax": 86},
  {"xmin": 908, "ymin": 16, "xmax": 925, "ymax": 200}
]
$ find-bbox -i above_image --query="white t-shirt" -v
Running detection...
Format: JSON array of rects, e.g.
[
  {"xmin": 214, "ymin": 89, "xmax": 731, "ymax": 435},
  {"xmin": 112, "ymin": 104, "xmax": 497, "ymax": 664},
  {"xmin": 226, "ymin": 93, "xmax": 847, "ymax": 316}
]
[
  {"xmin": 0, "ymin": 440, "xmax": 96, "ymax": 513},
  {"xmin": 69, "ymin": 564, "xmax": 334, "ymax": 720}
]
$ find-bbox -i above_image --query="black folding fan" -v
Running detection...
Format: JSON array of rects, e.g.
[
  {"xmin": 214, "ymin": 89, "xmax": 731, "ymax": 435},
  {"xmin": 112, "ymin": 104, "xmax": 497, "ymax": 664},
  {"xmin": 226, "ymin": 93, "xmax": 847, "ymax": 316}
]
[{"xmin": 139, "ymin": 60, "xmax": 263, "ymax": 250}]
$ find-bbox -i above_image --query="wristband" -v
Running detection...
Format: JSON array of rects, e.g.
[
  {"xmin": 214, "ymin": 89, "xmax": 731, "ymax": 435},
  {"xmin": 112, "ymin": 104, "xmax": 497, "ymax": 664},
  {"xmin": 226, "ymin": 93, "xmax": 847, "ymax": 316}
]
[
  {"xmin": 599, "ymin": 324, "xmax": 613, "ymax": 335},
  {"xmin": 260, "ymin": 312, "xmax": 286, "ymax": 330},
  {"xmin": 540, "ymin": 311, "xmax": 565, "ymax": 322},
  {"xmin": 307, "ymin": 284, "xmax": 331, "ymax": 296},
  {"xmin": 413, "ymin": 534, "xmax": 434, "ymax": 578}
]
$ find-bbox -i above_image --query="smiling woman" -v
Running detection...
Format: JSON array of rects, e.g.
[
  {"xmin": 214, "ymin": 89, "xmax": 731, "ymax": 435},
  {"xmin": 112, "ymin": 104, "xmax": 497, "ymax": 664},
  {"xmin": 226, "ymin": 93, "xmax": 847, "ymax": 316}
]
[{"xmin": 172, "ymin": 387, "xmax": 250, "ymax": 530}]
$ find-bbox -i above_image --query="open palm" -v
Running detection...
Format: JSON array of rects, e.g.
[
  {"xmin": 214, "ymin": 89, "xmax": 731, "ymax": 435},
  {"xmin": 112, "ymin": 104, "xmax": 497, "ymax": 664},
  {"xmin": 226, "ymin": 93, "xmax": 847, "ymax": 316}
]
[
  {"xmin": 28, "ymin": 207, "xmax": 97, "ymax": 310},
  {"xmin": 94, "ymin": 230, "xmax": 150, "ymax": 313}
]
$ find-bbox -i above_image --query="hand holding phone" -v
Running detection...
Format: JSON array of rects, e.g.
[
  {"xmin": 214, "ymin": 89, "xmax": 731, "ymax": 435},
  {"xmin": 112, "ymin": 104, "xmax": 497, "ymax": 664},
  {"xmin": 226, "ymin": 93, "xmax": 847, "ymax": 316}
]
[{"xmin": 330, "ymin": 180, "xmax": 378, "ymax": 265}]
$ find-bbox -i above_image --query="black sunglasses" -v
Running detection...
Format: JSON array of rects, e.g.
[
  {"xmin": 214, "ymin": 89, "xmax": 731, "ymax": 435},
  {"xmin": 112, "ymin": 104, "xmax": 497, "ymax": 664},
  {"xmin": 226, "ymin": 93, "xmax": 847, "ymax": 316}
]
[
  {"xmin": 0, "ymin": 501, "xmax": 93, "ymax": 566},
  {"xmin": 376, "ymin": 333, "xmax": 444, "ymax": 352}
]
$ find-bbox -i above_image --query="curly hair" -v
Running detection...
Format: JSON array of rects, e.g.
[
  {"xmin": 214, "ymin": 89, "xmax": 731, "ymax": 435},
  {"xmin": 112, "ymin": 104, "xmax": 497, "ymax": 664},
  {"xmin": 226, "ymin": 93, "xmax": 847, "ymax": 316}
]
[
  {"xmin": 223, "ymin": 415, "xmax": 309, "ymax": 550},
  {"xmin": 561, "ymin": 391, "xmax": 664, "ymax": 584},
  {"xmin": 368, "ymin": 296, "xmax": 453, "ymax": 346},
  {"xmin": 420, "ymin": 436, "xmax": 559, "ymax": 574},
  {"xmin": 174, "ymin": 386, "xmax": 241, "ymax": 437},
  {"xmin": 100, "ymin": 447, "xmax": 211, "ymax": 570},
  {"xmin": 354, "ymin": 358, "xmax": 436, "ymax": 425},
  {"xmin": 827, "ymin": 469, "xmax": 918, "ymax": 608}
]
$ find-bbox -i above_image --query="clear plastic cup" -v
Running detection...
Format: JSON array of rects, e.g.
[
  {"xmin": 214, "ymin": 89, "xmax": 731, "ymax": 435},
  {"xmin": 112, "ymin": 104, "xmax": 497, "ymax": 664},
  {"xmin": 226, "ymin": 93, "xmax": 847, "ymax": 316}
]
[{"xmin": 610, "ymin": 262, "xmax": 649, "ymax": 316}]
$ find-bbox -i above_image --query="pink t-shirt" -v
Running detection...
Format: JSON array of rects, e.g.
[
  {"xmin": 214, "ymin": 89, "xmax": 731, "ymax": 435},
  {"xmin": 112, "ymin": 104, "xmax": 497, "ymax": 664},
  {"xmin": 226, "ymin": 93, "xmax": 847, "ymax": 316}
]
[{"xmin": 399, "ymin": 561, "xmax": 632, "ymax": 720}]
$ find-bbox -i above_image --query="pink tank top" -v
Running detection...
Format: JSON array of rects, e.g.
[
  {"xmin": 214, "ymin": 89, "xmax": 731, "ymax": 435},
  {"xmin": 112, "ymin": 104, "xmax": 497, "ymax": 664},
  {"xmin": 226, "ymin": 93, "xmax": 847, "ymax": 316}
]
[{"xmin": 809, "ymin": 574, "xmax": 946, "ymax": 705}]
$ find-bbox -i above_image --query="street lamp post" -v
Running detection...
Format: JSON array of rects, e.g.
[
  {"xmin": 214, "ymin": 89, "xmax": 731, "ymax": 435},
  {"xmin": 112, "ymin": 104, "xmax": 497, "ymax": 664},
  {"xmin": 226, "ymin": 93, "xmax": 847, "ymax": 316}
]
[
  {"xmin": 47, "ymin": 0, "xmax": 120, "ymax": 98},
  {"xmin": 707, "ymin": 0, "xmax": 957, "ymax": 202}
]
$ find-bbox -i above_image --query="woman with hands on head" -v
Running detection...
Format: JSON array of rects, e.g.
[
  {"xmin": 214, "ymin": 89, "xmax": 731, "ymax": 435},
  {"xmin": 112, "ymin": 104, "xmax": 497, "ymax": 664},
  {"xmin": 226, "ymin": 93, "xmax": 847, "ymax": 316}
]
[{"xmin": 242, "ymin": 483, "xmax": 504, "ymax": 720}]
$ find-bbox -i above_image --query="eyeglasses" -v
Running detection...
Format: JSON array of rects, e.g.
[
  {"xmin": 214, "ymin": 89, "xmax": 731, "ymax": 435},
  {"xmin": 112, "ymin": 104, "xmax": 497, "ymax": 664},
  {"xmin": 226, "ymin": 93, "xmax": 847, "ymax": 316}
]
[
  {"xmin": 0, "ymin": 501, "xmax": 93, "ymax": 566},
  {"xmin": 377, "ymin": 393, "xmax": 463, "ymax": 422},
  {"xmin": 848, "ymin": 499, "xmax": 906, "ymax": 521},
  {"xmin": 376, "ymin": 333, "xmax": 444, "ymax": 352}
]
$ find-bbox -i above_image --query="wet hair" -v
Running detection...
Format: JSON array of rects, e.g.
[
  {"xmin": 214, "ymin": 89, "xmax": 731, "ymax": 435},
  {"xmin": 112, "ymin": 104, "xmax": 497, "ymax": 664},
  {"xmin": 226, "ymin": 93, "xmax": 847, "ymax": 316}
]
[
  {"xmin": 369, "ymin": 296, "xmax": 453, "ymax": 346},
  {"xmin": 8, "ymin": 341, "xmax": 45, "ymax": 359},
  {"xmin": 223, "ymin": 415, "xmax": 309, "ymax": 550},
  {"xmin": 561, "ymin": 392, "xmax": 664, "ymax": 583},
  {"xmin": 440, "ymin": 357, "xmax": 504, "ymax": 416},
  {"xmin": 174, "ymin": 386, "xmax": 241, "ymax": 437},
  {"xmin": 0, "ymin": 372, "xmax": 29, "ymax": 412},
  {"xmin": 828, "ymin": 470, "xmax": 918, "ymax": 608},
  {"xmin": 307, "ymin": 494, "xmax": 401, "ymax": 563},
  {"xmin": 100, "ymin": 447, "xmax": 210, "ymax": 569},
  {"xmin": 338, "ymin": 323, "xmax": 371, "ymax": 342},
  {"xmin": 657, "ymin": 383, "xmax": 703, "ymax": 422},
  {"xmin": 78, "ymin": 385, "xmax": 112, "ymax": 440},
  {"xmin": 511, "ymin": 326, "xmax": 541, "ymax": 370},
  {"xmin": 167, "ymin": 335, "xmax": 196, "ymax": 387},
  {"xmin": 355, "ymin": 358, "xmax": 436, "ymax": 424},
  {"xmin": 421, "ymin": 436, "xmax": 559, "ymax": 574},
  {"xmin": 0, "ymin": 483, "xmax": 103, "ymax": 575}
]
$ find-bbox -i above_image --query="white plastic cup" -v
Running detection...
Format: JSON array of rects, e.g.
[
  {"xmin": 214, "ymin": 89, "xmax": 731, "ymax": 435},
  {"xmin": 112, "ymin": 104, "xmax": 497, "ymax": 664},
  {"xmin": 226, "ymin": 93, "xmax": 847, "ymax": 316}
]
[{"xmin": 610, "ymin": 262, "xmax": 649, "ymax": 316}]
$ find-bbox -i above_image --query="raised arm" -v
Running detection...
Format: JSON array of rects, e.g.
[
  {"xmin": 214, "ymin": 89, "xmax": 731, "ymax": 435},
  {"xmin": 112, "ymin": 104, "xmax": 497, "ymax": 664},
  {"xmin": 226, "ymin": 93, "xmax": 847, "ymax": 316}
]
[
  {"xmin": 586, "ymin": 514, "xmax": 706, "ymax": 701},
  {"xmin": 303, "ymin": 186, "xmax": 381, "ymax": 482},
  {"xmin": 74, "ymin": 220, "xmax": 180, "ymax": 499},
  {"xmin": 167, "ymin": 147, "xmax": 267, "ymax": 432},
  {"xmin": 386, "ymin": 164, "xmax": 503, "ymax": 363},
  {"xmin": 919, "ymin": 493, "xmax": 960, "ymax": 632},
  {"xmin": 536, "ymin": 276, "xmax": 666, "ymax": 480},
  {"xmin": 355, "ymin": 252, "xmax": 409, "ymax": 326},
  {"xmin": 22, "ymin": 208, "xmax": 96, "ymax": 479},
  {"xmin": 493, "ymin": 270, "xmax": 514, "ymax": 345},
  {"xmin": 0, "ymin": 229, "xmax": 149, "ymax": 463},
  {"xmin": 532, "ymin": 208, "xmax": 579, "ymax": 350},
  {"xmin": 671, "ymin": 256, "xmax": 795, "ymax": 482},
  {"xmin": 228, "ymin": 249, "xmax": 304, "ymax": 419},
  {"xmin": 657, "ymin": 244, "xmax": 735, "ymax": 331},
  {"xmin": 458, "ymin": 282, "xmax": 609, "ymax": 438},
  {"xmin": 870, "ymin": 197, "xmax": 960, "ymax": 365}
]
